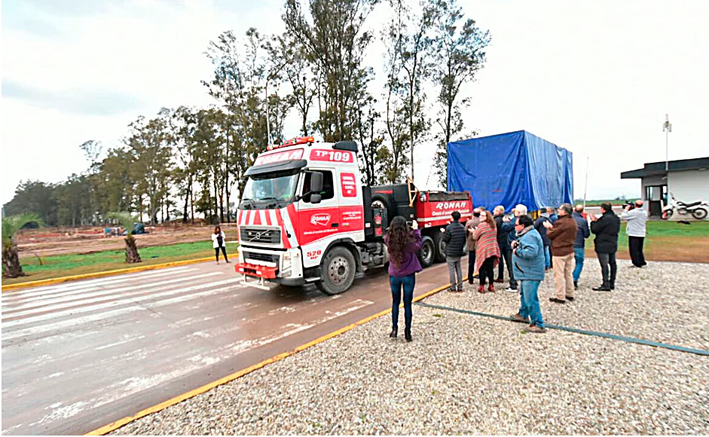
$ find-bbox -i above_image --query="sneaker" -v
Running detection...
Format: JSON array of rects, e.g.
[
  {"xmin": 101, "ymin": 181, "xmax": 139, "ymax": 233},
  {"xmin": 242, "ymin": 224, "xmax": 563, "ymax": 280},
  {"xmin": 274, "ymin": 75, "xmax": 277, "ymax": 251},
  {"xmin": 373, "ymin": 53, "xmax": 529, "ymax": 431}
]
[
  {"xmin": 565, "ymin": 296, "xmax": 575, "ymax": 302},
  {"xmin": 478, "ymin": 285, "xmax": 485, "ymax": 294},
  {"xmin": 523, "ymin": 324, "xmax": 547, "ymax": 334},
  {"xmin": 573, "ymin": 281, "xmax": 578, "ymax": 290},
  {"xmin": 592, "ymin": 286, "xmax": 611, "ymax": 291},
  {"xmin": 494, "ymin": 278, "xmax": 504, "ymax": 283},
  {"xmin": 505, "ymin": 287, "xmax": 518, "ymax": 293},
  {"xmin": 549, "ymin": 297, "xmax": 566, "ymax": 304},
  {"xmin": 510, "ymin": 313, "xmax": 529, "ymax": 323},
  {"xmin": 487, "ymin": 284, "xmax": 495, "ymax": 293}
]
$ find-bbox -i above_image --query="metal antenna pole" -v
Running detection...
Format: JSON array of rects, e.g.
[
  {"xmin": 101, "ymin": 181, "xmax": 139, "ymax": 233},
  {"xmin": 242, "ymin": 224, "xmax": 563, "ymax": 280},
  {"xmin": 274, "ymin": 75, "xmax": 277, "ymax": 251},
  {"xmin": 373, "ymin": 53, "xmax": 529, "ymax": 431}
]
[
  {"xmin": 583, "ymin": 156, "xmax": 589, "ymax": 209},
  {"xmin": 663, "ymin": 114, "xmax": 672, "ymax": 171}
]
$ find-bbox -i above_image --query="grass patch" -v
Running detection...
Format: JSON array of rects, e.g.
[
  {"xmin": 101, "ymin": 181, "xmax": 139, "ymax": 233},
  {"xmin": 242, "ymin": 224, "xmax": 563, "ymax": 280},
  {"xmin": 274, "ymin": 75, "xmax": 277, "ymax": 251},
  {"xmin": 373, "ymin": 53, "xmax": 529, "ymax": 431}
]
[
  {"xmin": 586, "ymin": 220, "xmax": 709, "ymax": 263},
  {"xmin": 3, "ymin": 241, "xmax": 238, "ymax": 286}
]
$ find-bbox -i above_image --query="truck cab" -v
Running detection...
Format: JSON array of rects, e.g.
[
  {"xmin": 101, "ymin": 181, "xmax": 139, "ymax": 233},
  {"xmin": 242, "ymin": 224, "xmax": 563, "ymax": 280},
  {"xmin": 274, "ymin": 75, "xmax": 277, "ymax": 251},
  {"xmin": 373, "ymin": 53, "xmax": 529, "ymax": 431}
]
[{"xmin": 236, "ymin": 136, "xmax": 472, "ymax": 295}]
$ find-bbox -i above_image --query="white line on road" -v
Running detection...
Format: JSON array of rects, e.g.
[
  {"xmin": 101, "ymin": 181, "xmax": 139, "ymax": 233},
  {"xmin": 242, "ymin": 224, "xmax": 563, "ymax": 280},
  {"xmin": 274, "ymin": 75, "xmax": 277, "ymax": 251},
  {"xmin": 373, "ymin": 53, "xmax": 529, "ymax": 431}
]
[
  {"xmin": 1, "ymin": 267, "xmax": 197, "ymax": 301},
  {"xmin": 2, "ymin": 279, "xmax": 245, "ymax": 341},
  {"xmin": 2, "ymin": 272, "xmax": 224, "ymax": 318}
]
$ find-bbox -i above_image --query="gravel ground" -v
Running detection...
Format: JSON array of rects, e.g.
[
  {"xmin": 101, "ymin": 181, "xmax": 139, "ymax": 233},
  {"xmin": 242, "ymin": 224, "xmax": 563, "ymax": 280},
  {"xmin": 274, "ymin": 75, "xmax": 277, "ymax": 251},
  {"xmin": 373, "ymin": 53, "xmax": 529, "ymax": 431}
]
[{"xmin": 114, "ymin": 259, "xmax": 709, "ymax": 435}]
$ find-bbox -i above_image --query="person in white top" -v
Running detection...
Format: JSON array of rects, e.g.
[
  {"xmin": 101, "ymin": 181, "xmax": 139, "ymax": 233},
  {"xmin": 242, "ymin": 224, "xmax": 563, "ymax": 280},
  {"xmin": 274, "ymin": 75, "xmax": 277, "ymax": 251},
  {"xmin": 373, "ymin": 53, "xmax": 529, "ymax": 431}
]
[
  {"xmin": 620, "ymin": 200, "xmax": 648, "ymax": 268},
  {"xmin": 211, "ymin": 226, "xmax": 229, "ymax": 264}
]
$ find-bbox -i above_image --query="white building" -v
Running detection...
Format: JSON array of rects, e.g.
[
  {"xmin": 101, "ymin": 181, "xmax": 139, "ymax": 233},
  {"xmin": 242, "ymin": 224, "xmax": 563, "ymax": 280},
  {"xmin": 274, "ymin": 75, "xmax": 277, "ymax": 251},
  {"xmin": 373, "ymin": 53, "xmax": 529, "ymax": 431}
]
[{"xmin": 621, "ymin": 157, "xmax": 709, "ymax": 219}]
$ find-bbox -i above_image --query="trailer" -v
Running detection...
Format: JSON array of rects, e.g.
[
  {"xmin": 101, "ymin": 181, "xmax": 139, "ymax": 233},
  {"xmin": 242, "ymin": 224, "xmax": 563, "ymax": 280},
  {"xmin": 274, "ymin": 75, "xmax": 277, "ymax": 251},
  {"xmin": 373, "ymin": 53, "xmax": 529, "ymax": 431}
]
[
  {"xmin": 235, "ymin": 136, "xmax": 472, "ymax": 295},
  {"xmin": 448, "ymin": 130, "xmax": 573, "ymax": 212}
]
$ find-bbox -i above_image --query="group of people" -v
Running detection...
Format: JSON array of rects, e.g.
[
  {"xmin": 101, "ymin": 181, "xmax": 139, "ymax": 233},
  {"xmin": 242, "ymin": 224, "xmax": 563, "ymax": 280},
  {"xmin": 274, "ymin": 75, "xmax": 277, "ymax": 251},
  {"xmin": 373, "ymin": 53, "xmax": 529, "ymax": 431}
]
[{"xmin": 385, "ymin": 200, "xmax": 648, "ymax": 338}]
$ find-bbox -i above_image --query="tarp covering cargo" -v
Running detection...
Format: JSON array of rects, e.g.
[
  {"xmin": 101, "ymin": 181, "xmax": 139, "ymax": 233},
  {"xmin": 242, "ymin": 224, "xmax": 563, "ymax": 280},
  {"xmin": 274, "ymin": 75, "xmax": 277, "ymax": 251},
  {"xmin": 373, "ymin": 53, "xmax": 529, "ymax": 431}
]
[{"xmin": 447, "ymin": 130, "xmax": 573, "ymax": 212}]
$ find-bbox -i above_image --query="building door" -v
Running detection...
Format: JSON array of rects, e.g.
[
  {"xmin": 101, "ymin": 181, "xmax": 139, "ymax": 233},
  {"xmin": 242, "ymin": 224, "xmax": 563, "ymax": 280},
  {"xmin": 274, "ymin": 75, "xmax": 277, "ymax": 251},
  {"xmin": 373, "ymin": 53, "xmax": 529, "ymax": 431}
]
[{"xmin": 645, "ymin": 185, "xmax": 666, "ymax": 217}]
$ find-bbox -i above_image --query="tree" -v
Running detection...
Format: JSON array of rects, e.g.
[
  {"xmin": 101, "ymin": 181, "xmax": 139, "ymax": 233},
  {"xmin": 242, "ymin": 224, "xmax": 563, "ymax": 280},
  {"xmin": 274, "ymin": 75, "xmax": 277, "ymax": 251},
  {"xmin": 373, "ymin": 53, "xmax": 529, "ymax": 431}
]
[
  {"xmin": 388, "ymin": 0, "xmax": 437, "ymax": 181},
  {"xmin": 124, "ymin": 111, "xmax": 173, "ymax": 225},
  {"xmin": 283, "ymin": 0, "xmax": 378, "ymax": 141},
  {"xmin": 430, "ymin": 0, "xmax": 490, "ymax": 187},
  {"xmin": 106, "ymin": 212, "xmax": 141, "ymax": 263},
  {"xmin": 3, "ymin": 181, "xmax": 58, "ymax": 226},
  {"xmin": 2, "ymin": 213, "xmax": 42, "ymax": 278}
]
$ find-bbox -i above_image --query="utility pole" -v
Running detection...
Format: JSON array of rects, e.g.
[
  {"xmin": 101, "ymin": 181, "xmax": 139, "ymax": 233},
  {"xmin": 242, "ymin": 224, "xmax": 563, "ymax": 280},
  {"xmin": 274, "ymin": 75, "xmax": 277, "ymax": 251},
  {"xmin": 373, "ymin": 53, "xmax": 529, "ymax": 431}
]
[
  {"xmin": 583, "ymin": 156, "xmax": 589, "ymax": 209},
  {"xmin": 662, "ymin": 114, "xmax": 672, "ymax": 171}
]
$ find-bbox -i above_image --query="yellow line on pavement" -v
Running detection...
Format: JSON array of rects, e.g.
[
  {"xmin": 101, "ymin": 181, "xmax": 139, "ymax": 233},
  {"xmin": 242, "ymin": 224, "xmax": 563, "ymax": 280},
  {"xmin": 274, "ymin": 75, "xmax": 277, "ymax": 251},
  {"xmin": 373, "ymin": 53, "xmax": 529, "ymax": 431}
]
[
  {"xmin": 1, "ymin": 257, "xmax": 217, "ymax": 292},
  {"xmin": 85, "ymin": 280, "xmax": 452, "ymax": 435}
]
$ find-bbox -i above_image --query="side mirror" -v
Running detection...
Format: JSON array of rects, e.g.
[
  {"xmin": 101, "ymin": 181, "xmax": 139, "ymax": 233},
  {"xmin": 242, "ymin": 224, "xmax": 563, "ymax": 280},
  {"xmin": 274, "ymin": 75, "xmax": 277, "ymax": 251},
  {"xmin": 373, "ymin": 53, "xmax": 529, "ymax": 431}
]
[
  {"xmin": 311, "ymin": 193, "xmax": 322, "ymax": 204},
  {"xmin": 310, "ymin": 172, "xmax": 324, "ymax": 194}
]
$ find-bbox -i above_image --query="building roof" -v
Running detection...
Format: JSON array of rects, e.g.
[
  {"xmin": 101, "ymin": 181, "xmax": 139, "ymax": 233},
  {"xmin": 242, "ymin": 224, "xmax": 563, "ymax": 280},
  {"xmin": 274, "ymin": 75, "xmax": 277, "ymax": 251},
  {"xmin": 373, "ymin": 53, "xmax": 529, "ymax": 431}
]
[{"xmin": 620, "ymin": 157, "xmax": 709, "ymax": 179}]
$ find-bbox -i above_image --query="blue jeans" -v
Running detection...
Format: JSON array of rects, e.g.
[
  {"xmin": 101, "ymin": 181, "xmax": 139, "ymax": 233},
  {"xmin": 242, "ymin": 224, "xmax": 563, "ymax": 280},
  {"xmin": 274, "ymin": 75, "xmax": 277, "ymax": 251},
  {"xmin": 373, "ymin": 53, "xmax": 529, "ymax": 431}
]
[
  {"xmin": 573, "ymin": 247, "xmax": 585, "ymax": 282},
  {"xmin": 390, "ymin": 275, "xmax": 415, "ymax": 333},
  {"xmin": 544, "ymin": 246, "xmax": 551, "ymax": 269},
  {"xmin": 518, "ymin": 280, "xmax": 544, "ymax": 328}
]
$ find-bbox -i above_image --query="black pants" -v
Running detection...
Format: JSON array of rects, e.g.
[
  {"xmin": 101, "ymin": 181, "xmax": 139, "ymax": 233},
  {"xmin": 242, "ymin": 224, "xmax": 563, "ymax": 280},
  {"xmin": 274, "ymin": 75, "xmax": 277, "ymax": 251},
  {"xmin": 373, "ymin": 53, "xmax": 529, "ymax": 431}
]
[
  {"xmin": 467, "ymin": 251, "xmax": 476, "ymax": 284},
  {"xmin": 628, "ymin": 237, "xmax": 646, "ymax": 267},
  {"xmin": 597, "ymin": 251, "xmax": 617, "ymax": 288},
  {"xmin": 215, "ymin": 246, "xmax": 228, "ymax": 262},
  {"xmin": 479, "ymin": 257, "xmax": 495, "ymax": 286},
  {"xmin": 497, "ymin": 245, "xmax": 517, "ymax": 288}
]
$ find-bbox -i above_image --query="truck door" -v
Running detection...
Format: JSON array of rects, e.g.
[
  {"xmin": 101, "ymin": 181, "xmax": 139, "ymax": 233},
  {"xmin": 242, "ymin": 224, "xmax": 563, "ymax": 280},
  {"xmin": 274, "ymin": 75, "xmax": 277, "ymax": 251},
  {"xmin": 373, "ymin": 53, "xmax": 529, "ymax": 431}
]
[{"xmin": 297, "ymin": 169, "xmax": 341, "ymax": 266}]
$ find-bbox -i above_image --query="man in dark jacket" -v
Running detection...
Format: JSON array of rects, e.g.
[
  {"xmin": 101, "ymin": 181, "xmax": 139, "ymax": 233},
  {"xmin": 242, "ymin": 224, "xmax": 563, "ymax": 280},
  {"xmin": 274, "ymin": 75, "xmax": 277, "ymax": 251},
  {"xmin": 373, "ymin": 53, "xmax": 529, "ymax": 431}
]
[
  {"xmin": 572, "ymin": 205, "xmax": 590, "ymax": 290},
  {"xmin": 442, "ymin": 211, "xmax": 466, "ymax": 292},
  {"xmin": 590, "ymin": 203, "xmax": 620, "ymax": 291},
  {"xmin": 534, "ymin": 212, "xmax": 552, "ymax": 270},
  {"xmin": 544, "ymin": 204, "xmax": 578, "ymax": 303},
  {"xmin": 493, "ymin": 206, "xmax": 517, "ymax": 292}
]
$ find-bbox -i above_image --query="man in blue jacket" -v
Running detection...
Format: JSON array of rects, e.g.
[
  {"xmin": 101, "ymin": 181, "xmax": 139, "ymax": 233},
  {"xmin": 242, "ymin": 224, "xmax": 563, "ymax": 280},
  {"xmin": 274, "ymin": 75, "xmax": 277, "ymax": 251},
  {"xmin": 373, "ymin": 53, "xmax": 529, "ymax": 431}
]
[
  {"xmin": 509, "ymin": 214, "xmax": 546, "ymax": 334},
  {"xmin": 572, "ymin": 204, "xmax": 591, "ymax": 290}
]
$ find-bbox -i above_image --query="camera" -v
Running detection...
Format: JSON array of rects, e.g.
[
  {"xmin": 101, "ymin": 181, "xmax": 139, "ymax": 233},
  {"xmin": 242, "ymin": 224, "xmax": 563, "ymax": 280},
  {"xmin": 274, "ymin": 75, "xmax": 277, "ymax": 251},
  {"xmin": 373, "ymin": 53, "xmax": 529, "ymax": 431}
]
[{"xmin": 624, "ymin": 201, "xmax": 635, "ymax": 210}]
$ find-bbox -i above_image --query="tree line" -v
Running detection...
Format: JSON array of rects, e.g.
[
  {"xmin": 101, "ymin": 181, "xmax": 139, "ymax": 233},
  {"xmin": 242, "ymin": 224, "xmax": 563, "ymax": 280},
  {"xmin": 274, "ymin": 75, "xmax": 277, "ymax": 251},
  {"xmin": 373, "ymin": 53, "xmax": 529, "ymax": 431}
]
[{"xmin": 3, "ymin": 0, "xmax": 490, "ymax": 227}]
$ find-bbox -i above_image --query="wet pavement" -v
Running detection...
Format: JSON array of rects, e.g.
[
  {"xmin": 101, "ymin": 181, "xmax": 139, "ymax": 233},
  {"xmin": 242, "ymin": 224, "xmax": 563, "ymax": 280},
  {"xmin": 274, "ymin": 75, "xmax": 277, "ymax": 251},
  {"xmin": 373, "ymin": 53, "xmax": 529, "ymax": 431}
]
[{"xmin": 1, "ymin": 260, "xmax": 451, "ymax": 435}]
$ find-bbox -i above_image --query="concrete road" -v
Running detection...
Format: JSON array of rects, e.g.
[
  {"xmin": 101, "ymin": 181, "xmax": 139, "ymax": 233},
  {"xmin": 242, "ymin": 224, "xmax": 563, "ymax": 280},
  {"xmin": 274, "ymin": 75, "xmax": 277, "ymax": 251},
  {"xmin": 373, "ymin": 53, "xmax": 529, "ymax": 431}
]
[{"xmin": 2, "ymin": 261, "xmax": 451, "ymax": 435}]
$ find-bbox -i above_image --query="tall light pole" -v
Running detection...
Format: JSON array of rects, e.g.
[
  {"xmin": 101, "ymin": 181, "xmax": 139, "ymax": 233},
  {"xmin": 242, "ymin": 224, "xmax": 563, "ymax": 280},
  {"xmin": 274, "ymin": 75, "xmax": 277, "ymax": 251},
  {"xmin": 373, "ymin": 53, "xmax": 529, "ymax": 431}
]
[{"xmin": 662, "ymin": 113, "xmax": 672, "ymax": 171}]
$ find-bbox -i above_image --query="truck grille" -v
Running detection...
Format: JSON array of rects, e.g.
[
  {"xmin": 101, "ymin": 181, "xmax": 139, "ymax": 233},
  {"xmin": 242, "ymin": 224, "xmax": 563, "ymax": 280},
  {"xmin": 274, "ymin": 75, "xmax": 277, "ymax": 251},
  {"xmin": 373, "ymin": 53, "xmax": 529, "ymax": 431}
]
[
  {"xmin": 243, "ymin": 251, "xmax": 279, "ymax": 264},
  {"xmin": 240, "ymin": 227, "xmax": 281, "ymax": 244}
]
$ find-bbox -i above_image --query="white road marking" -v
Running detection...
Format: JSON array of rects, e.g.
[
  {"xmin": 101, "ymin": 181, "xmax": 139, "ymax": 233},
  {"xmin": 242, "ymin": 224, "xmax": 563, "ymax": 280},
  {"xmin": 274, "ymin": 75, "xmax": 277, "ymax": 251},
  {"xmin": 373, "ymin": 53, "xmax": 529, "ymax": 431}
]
[
  {"xmin": 2, "ymin": 279, "xmax": 245, "ymax": 341},
  {"xmin": 1, "ymin": 266, "xmax": 196, "ymax": 299},
  {"xmin": 2, "ymin": 272, "xmax": 223, "ymax": 318}
]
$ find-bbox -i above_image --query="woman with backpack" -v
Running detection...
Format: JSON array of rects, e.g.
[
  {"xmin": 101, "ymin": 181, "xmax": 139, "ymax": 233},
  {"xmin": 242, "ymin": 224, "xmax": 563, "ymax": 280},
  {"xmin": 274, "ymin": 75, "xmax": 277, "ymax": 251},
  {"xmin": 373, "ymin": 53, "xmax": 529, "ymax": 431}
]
[
  {"xmin": 385, "ymin": 216, "xmax": 422, "ymax": 342},
  {"xmin": 212, "ymin": 226, "xmax": 229, "ymax": 264}
]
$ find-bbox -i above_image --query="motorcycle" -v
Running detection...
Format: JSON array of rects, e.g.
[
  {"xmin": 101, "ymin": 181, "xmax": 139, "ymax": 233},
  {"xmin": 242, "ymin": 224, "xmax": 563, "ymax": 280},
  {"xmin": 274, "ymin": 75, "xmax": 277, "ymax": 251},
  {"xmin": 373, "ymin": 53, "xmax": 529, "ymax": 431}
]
[{"xmin": 661, "ymin": 193, "xmax": 709, "ymax": 220}]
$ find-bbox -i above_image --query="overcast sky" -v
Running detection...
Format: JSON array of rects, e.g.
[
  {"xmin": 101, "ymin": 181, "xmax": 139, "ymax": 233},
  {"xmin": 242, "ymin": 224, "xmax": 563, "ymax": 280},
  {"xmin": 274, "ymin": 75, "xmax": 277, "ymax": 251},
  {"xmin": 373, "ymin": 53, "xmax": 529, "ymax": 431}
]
[{"xmin": 2, "ymin": 0, "xmax": 708, "ymax": 205}]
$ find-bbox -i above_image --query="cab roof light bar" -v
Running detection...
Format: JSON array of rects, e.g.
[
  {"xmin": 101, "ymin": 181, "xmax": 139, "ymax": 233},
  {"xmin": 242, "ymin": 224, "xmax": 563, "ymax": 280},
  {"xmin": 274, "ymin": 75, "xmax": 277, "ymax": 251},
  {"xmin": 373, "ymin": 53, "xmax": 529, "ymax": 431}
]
[{"xmin": 266, "ymin": 136, "xmax": 315, "ymax": 151}]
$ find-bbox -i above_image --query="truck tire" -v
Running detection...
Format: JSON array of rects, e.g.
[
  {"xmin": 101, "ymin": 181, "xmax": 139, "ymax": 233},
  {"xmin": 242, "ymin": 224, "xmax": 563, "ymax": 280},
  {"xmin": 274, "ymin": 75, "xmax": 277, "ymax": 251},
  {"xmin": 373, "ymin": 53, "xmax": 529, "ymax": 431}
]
[
  {"xmin": 316, "ymin": 246, "xmax": 356, "ymax": 295},
  {"xmin": 371, "ymin": 194, "xmax": 395, "ymax": 221},
  {"xmin": 432, "ymin": 230, "xmax": 447, "ymax": 263},
  {"xmin": 419, "ymin": 236, "xmax": 435, "ymax": 268}
]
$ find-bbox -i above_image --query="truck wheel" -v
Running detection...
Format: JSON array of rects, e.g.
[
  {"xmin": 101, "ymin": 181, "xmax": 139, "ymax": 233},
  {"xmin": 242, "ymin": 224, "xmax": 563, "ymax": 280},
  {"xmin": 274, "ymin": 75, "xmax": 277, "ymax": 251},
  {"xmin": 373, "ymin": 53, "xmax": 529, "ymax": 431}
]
[
  {"xmin": 692, "ymin": 208, "xmax": 708, "ymax": 220},
  {"xmin": 371, "ymin": 194, "xmax": 395, "ymax": 222},
  {"xmin": 419, "ymin": 236, "xmax": 435, "ymax": 268},
  {"xmin": 316, "ymin": 246, "xmax": 356, "ymax": 295},
  {"xmin": 432, "ymin": 231, "xmax": 447, "ymax": 263}
]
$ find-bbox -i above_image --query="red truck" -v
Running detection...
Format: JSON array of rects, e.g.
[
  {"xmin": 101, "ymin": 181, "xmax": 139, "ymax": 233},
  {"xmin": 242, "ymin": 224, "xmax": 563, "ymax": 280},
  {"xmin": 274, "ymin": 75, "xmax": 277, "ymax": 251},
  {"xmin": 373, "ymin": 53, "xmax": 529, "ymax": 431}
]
[{"xmin": 235, "ymin": 136, "xmax": 472, "ymax": 294}]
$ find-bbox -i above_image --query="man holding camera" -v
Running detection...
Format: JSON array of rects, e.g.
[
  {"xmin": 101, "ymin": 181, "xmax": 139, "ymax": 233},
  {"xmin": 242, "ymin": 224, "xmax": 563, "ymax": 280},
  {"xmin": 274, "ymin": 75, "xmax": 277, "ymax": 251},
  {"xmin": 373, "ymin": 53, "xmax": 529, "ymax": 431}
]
[{"xmin": 620, "ymin": 200, "xmax": 648, "ymax": 268}]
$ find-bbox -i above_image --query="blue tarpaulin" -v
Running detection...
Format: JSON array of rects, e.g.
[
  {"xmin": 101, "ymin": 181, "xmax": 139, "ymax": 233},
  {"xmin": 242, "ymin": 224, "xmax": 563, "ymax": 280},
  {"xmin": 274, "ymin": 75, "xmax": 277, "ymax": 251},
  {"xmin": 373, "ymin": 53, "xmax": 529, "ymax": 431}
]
[{"xmin": 447, "ymin": 130, "xmax": 573, "ymax": 212}]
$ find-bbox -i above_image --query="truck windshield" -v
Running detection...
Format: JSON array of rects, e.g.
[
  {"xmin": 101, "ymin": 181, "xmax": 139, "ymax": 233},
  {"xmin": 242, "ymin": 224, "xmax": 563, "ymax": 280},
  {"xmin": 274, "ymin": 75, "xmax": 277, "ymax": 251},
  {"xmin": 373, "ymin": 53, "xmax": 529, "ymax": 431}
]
[{"xmin": 240, "ymin": 172, "xmax": 300, "ymax": 210}]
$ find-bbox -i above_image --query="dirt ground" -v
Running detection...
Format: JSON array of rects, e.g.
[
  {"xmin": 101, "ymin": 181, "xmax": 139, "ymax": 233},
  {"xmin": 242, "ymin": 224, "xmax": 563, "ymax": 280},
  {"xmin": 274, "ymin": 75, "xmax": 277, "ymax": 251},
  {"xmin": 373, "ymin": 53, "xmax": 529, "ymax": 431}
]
[{"xmin": 15, "ymin": 223, "xmax": 239, "ymax": 259}]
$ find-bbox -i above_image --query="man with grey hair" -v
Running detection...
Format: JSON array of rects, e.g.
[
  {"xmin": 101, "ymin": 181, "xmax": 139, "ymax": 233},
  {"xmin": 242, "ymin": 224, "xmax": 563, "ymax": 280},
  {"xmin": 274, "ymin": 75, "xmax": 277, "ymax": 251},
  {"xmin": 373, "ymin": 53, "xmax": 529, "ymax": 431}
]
[
  {"xmin": 621, "ymin": 200, "xmax": 648, "ymax": 268},
  {"xmin": 544, "ymin": 203, "xmax": 578, "ymax": 303}
]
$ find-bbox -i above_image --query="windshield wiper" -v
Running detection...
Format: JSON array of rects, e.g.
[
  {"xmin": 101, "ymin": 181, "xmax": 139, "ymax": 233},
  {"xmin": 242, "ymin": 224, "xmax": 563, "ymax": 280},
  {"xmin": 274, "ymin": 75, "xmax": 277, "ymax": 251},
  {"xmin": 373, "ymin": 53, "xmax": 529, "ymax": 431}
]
[
  {"xmin": 241, "ymin": 198, "xmax": 256, "ymax": 210},
  {"xmin": 259, "ymin": 196, "xmax": 281, "ymax": 208}
]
